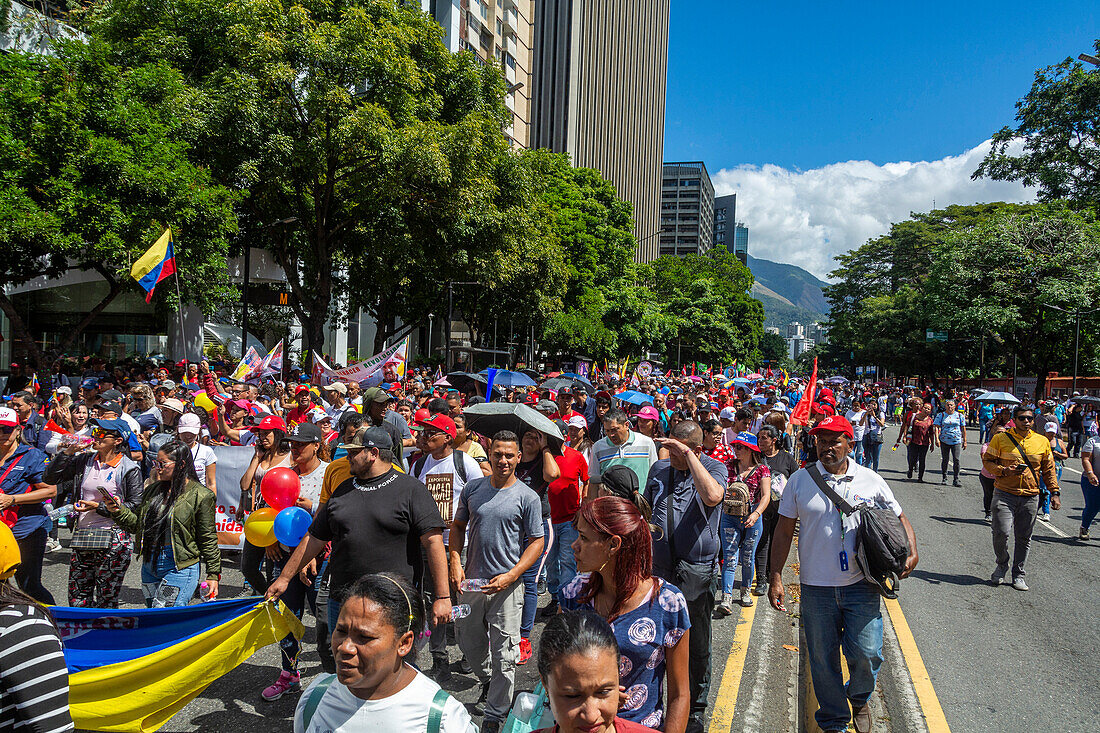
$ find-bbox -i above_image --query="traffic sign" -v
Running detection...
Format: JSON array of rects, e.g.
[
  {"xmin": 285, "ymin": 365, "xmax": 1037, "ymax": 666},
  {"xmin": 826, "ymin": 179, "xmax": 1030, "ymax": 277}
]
[{"xmin": 926, "ymin": 331, "xmax": 948, "ymax": 342}]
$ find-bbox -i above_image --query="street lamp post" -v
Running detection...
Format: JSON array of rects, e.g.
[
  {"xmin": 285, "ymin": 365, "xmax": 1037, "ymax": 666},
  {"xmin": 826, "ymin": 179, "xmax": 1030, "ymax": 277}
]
[
  {"xmin": 1041, "ymin": 303, "xmax": 1100, "ymax": 395},
  {"xmin": 427, "ymin": 313, "xmax": 434, "ymax": 362},
  {"xmin": 445, "ymin": 281, "xmax": 479, "ymax": 372}
]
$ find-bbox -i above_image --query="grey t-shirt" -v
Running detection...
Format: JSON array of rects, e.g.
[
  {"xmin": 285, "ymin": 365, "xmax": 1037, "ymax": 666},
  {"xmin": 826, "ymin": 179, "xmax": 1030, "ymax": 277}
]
[
  {"xmin": 644, "ymin": 455, "xmax": 729, "ymax": 574},
  {"xmin": 454, "ymin": 476, "xmax": 544, "ymax": 580}
]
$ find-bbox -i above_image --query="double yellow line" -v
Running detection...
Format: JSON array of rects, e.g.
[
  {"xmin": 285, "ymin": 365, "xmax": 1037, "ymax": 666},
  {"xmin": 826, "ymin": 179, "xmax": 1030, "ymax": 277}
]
[{"xmin": 706, "ymin": 595, "xmax": 950, "ymax": 733}]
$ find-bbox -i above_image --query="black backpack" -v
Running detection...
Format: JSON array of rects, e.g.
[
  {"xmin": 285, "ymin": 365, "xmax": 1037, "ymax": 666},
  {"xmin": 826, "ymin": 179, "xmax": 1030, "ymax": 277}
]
[
  {"xmin": 807, "ymin": 464, "xmax": 911, "ymax": 598},
  {"xmin": 413, "ymin": 450, "xmax": 468, "ymax": 484}
]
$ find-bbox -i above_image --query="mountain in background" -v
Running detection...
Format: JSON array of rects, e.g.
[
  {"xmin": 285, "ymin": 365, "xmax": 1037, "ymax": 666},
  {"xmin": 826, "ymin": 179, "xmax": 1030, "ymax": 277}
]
[{"xmin": 746, "ymin": 254, "xmax": 830, "ymax": 329}]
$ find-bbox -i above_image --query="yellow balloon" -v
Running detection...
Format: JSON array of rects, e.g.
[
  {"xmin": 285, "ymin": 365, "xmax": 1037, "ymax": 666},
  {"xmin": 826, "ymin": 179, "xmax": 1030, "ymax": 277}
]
[
  {"xmin": 194, "ymin": 392, "xmax": 216, "ymax": 413},
  {"xmin": 243, "ymin": 507, "xmax": 279, "ymax": 547}
]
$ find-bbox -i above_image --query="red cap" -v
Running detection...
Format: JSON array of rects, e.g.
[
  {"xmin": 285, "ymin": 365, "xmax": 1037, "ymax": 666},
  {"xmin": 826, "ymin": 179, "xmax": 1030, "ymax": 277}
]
[
  {"xmin": 295, "ymin": 385, "xmax": 311, "ymax": 395},
  {"xmin": 413, "ymin": 408, "xmax": 431, "ymax": 424},
  {"xmin": 417, "ymin": 413, "xmax": 457, "ymax": 439},
  {"xmin": 808, "ymin": 415, "xmax": 854, "ymax": 439},
  {"xmin": 256, "ymin": 415, "xmax": 287, "ymax": 432}
]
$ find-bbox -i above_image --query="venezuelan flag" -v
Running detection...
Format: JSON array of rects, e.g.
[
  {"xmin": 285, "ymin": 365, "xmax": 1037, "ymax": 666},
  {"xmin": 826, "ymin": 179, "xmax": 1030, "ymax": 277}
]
[
  {"xmin": 130, "ymin": 228, "xmax": 177, "ymax": 303},
  {"xmin": 57, "ymin": 598, "xmax": 303, "ymax": 732}
]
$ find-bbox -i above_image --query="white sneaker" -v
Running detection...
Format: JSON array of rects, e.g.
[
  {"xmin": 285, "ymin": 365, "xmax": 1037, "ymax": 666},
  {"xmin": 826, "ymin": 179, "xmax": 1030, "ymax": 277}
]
[
  {"xmin": 1079, "ymin": 528, "xmax": 1090, "ymax": 540},
  {"xmin": 714, "ymin": 593, "xmax": 734, "ymax": 618},
  {"xmin": 1039, "ymin": 513, "xmax": 1050, "ymax": 522},
  {"xmin": 45, "ymin": 537, "xmax": 62, "ymax": 553},
  {"xmin": 739, "ymin": 588, "xmax": 754, "ymax": 607}
]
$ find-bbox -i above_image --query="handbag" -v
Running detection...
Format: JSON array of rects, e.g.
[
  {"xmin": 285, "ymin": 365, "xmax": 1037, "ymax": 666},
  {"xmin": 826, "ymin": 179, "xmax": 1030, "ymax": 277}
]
[
  {"xmin": 0, "ymin": 454, "xmax": 26, "ymax": 528},
  {"xmin": 722, "ymin": 478, "xmax": 751, "ymax": 516},
  {"xmin": 806, "ymin": 464, "xmax": 910, "ymax": 599},
  {"xmin": 70, "ymin": 527, "xmax": 116, "ymax": 550},
  {"xmin": 665, "ymin": 466, "xmax": 718, "ymax": 601}
]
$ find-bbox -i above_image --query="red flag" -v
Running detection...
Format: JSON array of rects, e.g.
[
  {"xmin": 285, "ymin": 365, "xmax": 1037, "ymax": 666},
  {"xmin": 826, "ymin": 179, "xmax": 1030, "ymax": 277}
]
[
  {"xmin": 45, "ymin": 419, "xmax": 73, "ymax": 435},
  {"xmin": 691, "ymin": 363, "xmax": 696, "ymax": 377},
  {"xmin": 789, "ymin": 357, "xmax": 818, "ymax": 426}
]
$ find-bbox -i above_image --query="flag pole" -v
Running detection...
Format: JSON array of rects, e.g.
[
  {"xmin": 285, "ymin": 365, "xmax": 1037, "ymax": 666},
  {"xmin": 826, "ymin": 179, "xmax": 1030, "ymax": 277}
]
[{"xmin": 172, "ymin": 254, "xmax": 188, "ymax": 362}]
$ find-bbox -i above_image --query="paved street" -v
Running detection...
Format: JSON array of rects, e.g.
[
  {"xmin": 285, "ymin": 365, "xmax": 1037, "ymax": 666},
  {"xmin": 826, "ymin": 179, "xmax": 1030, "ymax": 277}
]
[{"xmin": 48, "ymin": 426, "xmax": 1099, "ymax": 732}]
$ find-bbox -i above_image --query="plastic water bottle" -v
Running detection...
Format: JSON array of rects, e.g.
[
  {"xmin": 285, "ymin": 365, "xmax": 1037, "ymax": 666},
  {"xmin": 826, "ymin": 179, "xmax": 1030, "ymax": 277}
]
[
  {"xmin": 49, "ymin": 504, "xmax": 76, "ymax": 521},
  {"xmin": 512, "ymin": 691, "xmax": 542, "ymax": 724},
  {"xmin": 459, "ymin": 578, "xmax": 487, "ymax": 592},
  {"xmin": 450, "ymin": 604, "xmax": 472, "ymax": 620},
  {"xmin": 198, "ymin": 582, "xmax": 214, "ymax": 602}
]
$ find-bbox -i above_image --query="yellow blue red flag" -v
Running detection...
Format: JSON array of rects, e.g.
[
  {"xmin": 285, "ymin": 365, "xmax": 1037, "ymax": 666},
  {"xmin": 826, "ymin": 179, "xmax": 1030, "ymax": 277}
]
[{"xmin": 130, "ymin": 228, "xmax": 177, "ymax": 303}]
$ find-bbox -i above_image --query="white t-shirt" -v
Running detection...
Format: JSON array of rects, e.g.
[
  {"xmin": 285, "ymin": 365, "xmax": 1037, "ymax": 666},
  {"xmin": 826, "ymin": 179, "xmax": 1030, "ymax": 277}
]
[
  {"xmin": 297, "ymin": 460, "xmax": 330, "ymax": 511},
  {"xmin": 412, "ymin": 450, "xmax": 483, "ymax": 543},
  {"xmin": 846, "ymin": 410, "xmax": 867, "ymax": 440},
  {"xmin": 189, "ymin": 443, "xmax": 218, "ymax": 487},
  {"xmin": 294, "ymin": 668, "xmax": 475, "ymax": 733},
  {"xmin": 778, "ymin": 460, "xmax": 903, "ymax": 587}
]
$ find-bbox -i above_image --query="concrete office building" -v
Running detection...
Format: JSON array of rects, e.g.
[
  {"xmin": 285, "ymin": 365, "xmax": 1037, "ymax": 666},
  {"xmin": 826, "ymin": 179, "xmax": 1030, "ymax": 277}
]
[
  {"xmin": 423, "ymin": 0, "xmax": 534, "ymax": 148},
  {"xmin": 532, "ymin": 0, "xmax": 671, "ymax": 261},
  {"xmin": 660, "ymin": 162, "xmax": 715, "ymax": 256}
]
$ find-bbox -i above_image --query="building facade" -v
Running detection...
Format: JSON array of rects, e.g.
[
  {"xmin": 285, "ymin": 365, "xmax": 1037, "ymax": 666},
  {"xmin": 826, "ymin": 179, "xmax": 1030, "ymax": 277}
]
[
  {"xmin": 732, "ymin": 222, "xmax": 749, "ymax": 264},
  {"xmin": 660, "ymin": 162, "xmax": 715, "ymax": 257},
  {"xmin": 423, "ymin": 0, "xmax": 534, "ymax": 149},
  {"xmin": 531, "ymin": 0, "xmax": 671, "ymax": 261},
  {"xmin": 714, "ymin": 193, "xmax": 735, "ymax": 250}
]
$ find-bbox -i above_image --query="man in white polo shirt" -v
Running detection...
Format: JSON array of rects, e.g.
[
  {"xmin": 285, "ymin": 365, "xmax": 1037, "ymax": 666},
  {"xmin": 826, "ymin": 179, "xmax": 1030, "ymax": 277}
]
[
  {"xmin": 586, "ymin": 407, "xmax": 658, "ymax": 500},
  {"xmin": 767, "ymin": 415, "xmax": 918, "ymax": 733}
]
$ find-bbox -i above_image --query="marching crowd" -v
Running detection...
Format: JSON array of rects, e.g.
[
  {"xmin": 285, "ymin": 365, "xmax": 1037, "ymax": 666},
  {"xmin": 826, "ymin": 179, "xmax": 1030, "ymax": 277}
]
[{"xmin": 0, "ymin": 355, "xmax": 1095, "ymax": 733}]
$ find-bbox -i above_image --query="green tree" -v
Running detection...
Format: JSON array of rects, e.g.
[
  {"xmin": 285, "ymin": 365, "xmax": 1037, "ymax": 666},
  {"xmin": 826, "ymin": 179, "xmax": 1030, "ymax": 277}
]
[
  {"xmin": 0, "ymin": 39, "xmax": 237, "ymax": 374},
  {"xmin": 975, "ymin": 41, "xmax": 1100, "ymax": 208},
  {"xmin": 88, "ymin": 0, "xmax": 532, "ymax": 356},
  {"xmin": 759, "ymin": 331, "xmax": 789, "ymax": 367},
  {"xmin": 928, "ymin": 208, "xmax": 1100, "ymax": 396}
]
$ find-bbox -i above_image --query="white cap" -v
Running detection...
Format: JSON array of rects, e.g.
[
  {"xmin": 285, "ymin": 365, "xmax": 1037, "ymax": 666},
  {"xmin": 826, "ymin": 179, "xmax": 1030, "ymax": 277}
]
[
  {"xmin": 56, "ymin": 386, "xmax": 72, "ymax": 396},
  {"xmin": 177, "ymin": 412, "xmax": 202, "ymax": 435},
  {"xmin": 566, "ymin": 415, "xmax": 588, "ymax": 429},
  {"xmin": 322, "ymin": 382, "xmax": 347, "ymax": 394},
  {"xmin": 1044, "ymin": 422, "xmax": 1057, "ymax": 433},
  {"xmin": 0, "ymin": 407, "xmax": 18, "ymax": 428},
  {"xmin": 719, "ymin": 407, "xmax": 736, "ymax": 421}
]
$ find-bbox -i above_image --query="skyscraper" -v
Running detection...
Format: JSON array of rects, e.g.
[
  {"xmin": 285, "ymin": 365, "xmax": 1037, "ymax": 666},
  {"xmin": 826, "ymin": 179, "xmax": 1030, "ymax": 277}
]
[
  {"xmin": 714, "ymin": 193, "xmax": 736, "ymax": 249},
  {"xmin": 422, "ymin": 0, "xmax": 534, "ymax": 149},
  {"xmin": 531, "ymin": 0, "xmax": 671, "ymax": 261},
  {"xmin": 660, "ymin": 162, "xmax": 715, "ymax": 256},
  {"xmin": 732, "ymin": 223, "xmax": 749, "ymax": 264}
]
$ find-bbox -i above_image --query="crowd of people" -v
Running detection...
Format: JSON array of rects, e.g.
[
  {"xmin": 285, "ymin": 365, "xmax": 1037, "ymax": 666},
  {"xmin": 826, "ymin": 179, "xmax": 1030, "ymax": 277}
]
[{"xmin": 1, "ymin": 354, "xmax": 1096, "ymax": 733}]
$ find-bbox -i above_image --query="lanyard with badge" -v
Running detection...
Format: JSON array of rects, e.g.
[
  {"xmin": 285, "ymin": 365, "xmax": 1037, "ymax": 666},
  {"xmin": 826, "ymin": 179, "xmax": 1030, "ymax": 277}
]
[{"xmin": 829, "ymin": 474, "xmax": 850, "ymax": 572}]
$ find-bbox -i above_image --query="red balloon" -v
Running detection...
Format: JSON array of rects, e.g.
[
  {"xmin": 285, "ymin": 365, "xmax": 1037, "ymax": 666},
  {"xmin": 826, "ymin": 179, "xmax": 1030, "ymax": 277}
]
[{"xmin": 260, "ymin": 467, "xmax": 300, "ymax": 511}]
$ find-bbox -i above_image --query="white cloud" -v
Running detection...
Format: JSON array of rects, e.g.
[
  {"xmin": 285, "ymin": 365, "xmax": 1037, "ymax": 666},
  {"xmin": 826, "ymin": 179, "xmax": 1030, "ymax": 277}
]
[{"xmin": 711, "ymin": 140, "xmax": 1036, "ymax": 280}]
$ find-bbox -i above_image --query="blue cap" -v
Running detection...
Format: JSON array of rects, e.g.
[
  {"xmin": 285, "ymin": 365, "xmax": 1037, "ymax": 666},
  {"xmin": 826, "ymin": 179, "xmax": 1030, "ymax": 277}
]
[
  {"xmin": 81, "ymin": 378, "xmax": 98, "ymax": 389},
  {"xmin": 658, "ymin": 386, "xmax": 670, "ymax": 395},
  {"xmin": 90, "ymin": 418, "xmax": 131, "ymax": 438},
  {"xmin": 730, "ymin": 431, "xmax": 760, "ymax": 452}
]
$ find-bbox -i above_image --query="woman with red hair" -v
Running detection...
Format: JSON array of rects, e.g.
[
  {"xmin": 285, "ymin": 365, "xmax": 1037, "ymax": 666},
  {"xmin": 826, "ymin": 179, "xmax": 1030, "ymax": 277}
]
[{"xmin": 561, "ymin": 496, "xmax": 690, "ymax": 733}]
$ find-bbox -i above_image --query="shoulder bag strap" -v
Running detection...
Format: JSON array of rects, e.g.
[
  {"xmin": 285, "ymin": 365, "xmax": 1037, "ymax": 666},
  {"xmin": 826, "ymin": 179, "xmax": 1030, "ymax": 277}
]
[
  {"xmin": 427, "ymin": 687, "xmax": 451, "ymax": 733},
  {"xmin": 301, "ymin": 673, "xmax": 337, "ymax": 731},
  {"xmin": 0, "ymin": 453, "xmax": 25, "ymax": 493},
  {"xmin": 1003, "ymin": 432, "xmax": 1042, "ymax": 487},
  {"xmin": 806, "ymin": 463, "xmax": 858, "ymax": 515}
]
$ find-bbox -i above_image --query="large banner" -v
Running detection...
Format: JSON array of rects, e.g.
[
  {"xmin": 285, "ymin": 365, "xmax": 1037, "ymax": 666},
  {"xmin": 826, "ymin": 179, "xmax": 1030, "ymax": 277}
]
[
  {"xmin": 311, "ymin": 337, "xmax": 408, "ymax": 387},
  {"xmin": 211, "ymin": 445, "xmax": 255, "ymax": 550}
]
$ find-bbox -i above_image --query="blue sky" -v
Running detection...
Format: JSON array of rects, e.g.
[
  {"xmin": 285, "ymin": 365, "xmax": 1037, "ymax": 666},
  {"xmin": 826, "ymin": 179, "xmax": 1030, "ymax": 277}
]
[
  {"xmin": 665, "ymin": 1, "xmax": 1099, "ymax": 276},
  {"xmin": 664, "ymin": 0, "xmax": 1099, "ymax": 169}
]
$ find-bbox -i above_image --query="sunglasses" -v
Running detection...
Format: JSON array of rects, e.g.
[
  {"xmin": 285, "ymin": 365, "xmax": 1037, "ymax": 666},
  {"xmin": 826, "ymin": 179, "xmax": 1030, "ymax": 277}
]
[
  {"xmin": 154, "ymin": 460, "xmax": 175, "ymax": 469},
  {"xmin": 92, "ymin": 428, "xmax": 121, "ymax": 439},
  {"xmin": 0, "ymin": 425, "xmax": 16, "ymax": 435}
]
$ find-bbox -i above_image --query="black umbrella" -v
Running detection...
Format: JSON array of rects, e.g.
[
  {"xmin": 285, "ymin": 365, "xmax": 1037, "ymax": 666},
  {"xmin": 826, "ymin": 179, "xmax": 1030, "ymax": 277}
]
[
  {"xmin": 540, "ymin": 376, "xmax": 594, "ymax": 395},
  {"xmin": 1070, "ymin": 395, "xmax": 1100, "ymax": 407},
  {"xmin": 445, "ymin": 371, "xmax": 487, "ymax": 393},
  {"xmin": 461, "ymin": 402, "xmax": 565, "ymax": 455}
]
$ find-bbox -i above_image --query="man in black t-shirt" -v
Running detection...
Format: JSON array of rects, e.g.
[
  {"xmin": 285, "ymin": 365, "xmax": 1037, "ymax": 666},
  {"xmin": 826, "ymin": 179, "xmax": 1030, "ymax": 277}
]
[{"xmin": 266, "ymin": 426, "xmax": 451, "ymax": 638}]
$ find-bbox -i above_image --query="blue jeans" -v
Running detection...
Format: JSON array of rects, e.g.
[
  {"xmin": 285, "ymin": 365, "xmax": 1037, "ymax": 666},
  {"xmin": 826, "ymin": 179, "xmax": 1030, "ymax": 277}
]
[
  {"xmin": 862, "ymin": 437, "xmax": 882, "ymax": 472},
  {"xmin": 851, "ymin": 440, "xmax": 864, "ymax": 466},
  {"xmin": 801, "ymin": 582, "xmax": 884, "ymax": 732},
  {"xmin": 271, "ymin": 549, "xmax": 317, "ymax": 672},
  {"xmin": 1082, "ymin": 475, "xmax": 1100, "ymax": 531},
  {"xmin": 141, "ymin": 545, "xmax": 201, "ymax": 608},
  {"xmin": 1037, "ymin": 466, "xmax": 1062, "ymax": 514},
  {"xmin": 520, "ymin": 519, "xmax": 552, "ymax": 637},
  {"xmin": 719, "ymin": 513, "xmax": 762, "ymax": 594},
  {"xmin": 546, "ymin": 520, "xmax": 578, "ymax": 601}
]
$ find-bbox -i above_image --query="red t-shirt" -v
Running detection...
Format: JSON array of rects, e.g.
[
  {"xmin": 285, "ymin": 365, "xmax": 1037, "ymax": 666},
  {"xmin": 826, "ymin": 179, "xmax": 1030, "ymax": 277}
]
[
  {"xmin": 549, "ymin": 409, "xmax": 582, "ymax": 422},
  {"xmin": 548, "ymin": 446, "xmax": 588, "ymax": 523},
  {"xmin": 286, "ymin": 406, "xmax": 312, "ymax": 427}
]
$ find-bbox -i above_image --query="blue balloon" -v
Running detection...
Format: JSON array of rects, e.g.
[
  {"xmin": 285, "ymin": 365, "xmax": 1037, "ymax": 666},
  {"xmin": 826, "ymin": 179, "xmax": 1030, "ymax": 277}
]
[{"xmin": 273, "ymin": 506, "xmax": 312, "ymax": 547}]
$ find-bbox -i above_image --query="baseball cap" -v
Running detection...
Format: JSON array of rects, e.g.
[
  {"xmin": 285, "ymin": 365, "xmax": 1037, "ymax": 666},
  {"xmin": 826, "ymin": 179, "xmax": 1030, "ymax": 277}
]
[
  {"xmin": 636, "ymin": 406, "xmax": 659, "ymax": 421},
  {"xmin": 255, "ymin": 415, "xmax": 288, "ymax": 432},
  {"xmin": 90, "ymin": 418, "xmax": 130, "ymax": 437},
  {"xmin": 96, "ymin": 400, "xmax": 124, "ymax": 416},
  {"xmin": 0, "ymin": 408, "xmax": 19, "ymax": 428},
  {"xmin": 596, "ymin": 390, "xmax": 613, "ymax": 403},
  {"xmin": 287, "ymin": 422, "xmax": 324, "ymax": 443},
  {"xmin": 362, "ymin": 387, "xmax": 395, "ymax": 404},
  {"xmin": 557, "ymin": 385, "xmax": 574, "ymax": 396},
  {"xmin": 1044, "ymin": 422, "xmax": 1058, "ymax": 434},
  {"xmin": 56, "ymin": 386, "xmax": 72, "ymax": 396},
  {"xmin": 729, "ymin": 431, "xmax": 760, "ymax": 452},
  {"xmin": 323, "ymin": 382, "xmax": 348, "ymax": 395},
  {"xmin": 308, "ymin": 407, "xmax": 330, "ymax": 424},
  {"xmin": 417, "ymin": 413, "xmax": 457, "ymax": 439},
  {"xmin": 340, "ymin": 425, "xmax": 394, "ymax": 451},
  {"xmin": 808, "ymin": 415, "xmax": 855, "ymax": 439},
  {"xmin": 601, "ymin": 464, "xmax": 640, "ymax": 500},
  {"xmin": 177, "ymin": 413, "xmax": 202, "ymax": 435},
  {"xmin": 155, "ymin": 380, "xmax": 176, "ymax": 392},
  {"xmin": 295, "ymin": 385, "xmax": 311, "ymax": 395},
  {"xmin": 100, "ymin": 389, "xmax": 124, "ymax": 402},
  {"xmin": 719, "ymin": 406, "xmax": 736, "ymax": 422},
  {"xmin": 161, "ymin": 398, "xmax": 186, "ymax": 414},
  {"xmin": 536, "ymin": 399, "xmax": 557, "ymax": 413},
  {"xmin": 566, "ymin": 415, "xmax": 588, "ymax": 430},
  {"xmin": 80, "ymin": 378, "xmax": 99, "ymax": 389}
]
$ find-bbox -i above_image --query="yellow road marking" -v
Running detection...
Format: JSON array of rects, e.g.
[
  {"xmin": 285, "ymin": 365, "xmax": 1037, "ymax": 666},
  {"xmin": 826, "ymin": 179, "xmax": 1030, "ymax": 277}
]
[
  {"xmin": 884, "ymin": 598, "xmax": 952, "ymax": 732},
  {"xmin": 802, "ymin": 648, "xmax": 849, "ymax": 732},
  {"xmin": 707, "ymin": 602, "xmax": 757, "ymax": 733}
]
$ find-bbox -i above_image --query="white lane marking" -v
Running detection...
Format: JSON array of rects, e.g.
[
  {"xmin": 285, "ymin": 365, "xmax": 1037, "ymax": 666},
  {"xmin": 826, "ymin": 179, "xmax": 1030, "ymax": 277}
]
[{"xmin": 1037, "ymin": 517, "xmax": 1070, "ymax": 538}]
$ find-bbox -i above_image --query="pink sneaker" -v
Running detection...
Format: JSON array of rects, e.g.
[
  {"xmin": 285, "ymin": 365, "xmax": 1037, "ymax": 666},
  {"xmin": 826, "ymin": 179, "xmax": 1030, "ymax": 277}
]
[{"xmin": 261, "ymin": 670, "xmax": 301, "ymax": 701}]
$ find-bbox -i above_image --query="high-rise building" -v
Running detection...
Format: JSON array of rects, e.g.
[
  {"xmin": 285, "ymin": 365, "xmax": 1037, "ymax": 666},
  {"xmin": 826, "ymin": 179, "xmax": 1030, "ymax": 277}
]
[
  {"xmin": 659, "ymin": 162, "xmax": 714, "ymax": 257},
  {"xmin": 422, "ymin": 0, "xmax": 534, "ymax": 149},
  {"xmin": 732, "ymin": 222, "xmax": 749, "ymax": 264},
  {"xmin": 786, "ymin": 322, "xmax": 805, "ymax": 339},
  {"xmin": 714, "ymin": 193, "xmax": 736, "ymax": 250},
  {"xmin": 531, "ymin": 0, "xmax": 671, "ymax": 261}
]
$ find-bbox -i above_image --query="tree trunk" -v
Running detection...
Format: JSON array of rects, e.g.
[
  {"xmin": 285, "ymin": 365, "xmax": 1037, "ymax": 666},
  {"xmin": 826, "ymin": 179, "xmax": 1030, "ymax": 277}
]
[{"xmin": 0, "ymin": 291, "xmax": 48, "ymax": 378}]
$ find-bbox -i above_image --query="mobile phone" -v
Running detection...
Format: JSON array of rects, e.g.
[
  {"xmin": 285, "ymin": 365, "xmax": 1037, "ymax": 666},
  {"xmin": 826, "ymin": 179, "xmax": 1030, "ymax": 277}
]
[{"xmin": 96, "ymin": 486, "xmax": 117, "ymax": 506}]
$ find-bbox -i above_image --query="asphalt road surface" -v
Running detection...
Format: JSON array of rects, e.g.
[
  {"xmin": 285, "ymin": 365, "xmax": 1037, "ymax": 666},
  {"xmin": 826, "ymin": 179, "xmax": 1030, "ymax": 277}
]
[{"xmin": 46, "ymin": 428, "xmax": 1098, "ymax": 732}]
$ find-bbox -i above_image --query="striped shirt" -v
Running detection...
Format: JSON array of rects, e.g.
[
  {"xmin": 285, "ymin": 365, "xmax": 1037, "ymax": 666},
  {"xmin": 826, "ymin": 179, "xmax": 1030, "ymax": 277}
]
[
  {"xmin": 588, "ymin": 431, "xmax": 659, "ymax": 490},
  {"xmin": 0, "ymin": 604, "xmax": 73, "ymax": 733}
]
